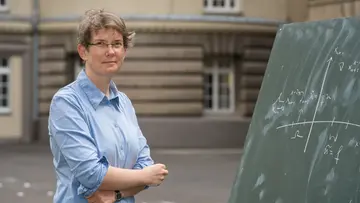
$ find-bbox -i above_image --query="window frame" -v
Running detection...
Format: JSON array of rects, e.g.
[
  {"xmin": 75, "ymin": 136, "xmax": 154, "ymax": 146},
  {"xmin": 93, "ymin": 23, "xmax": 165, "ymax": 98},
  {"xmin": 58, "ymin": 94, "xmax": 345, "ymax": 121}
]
[
  {"xmin": 0, "ymin": 0, "xmax": 9, "ymax": 12},
  {"xmin": 203, "ymin": 61, "xmax": 235, "ymax": 114},
  {"xmin": 0, "ymin": 57, "xmax": 11, "ymax": 114},
  {"xmin": 203, "ymin": 0, "xmax": 241, "ymax": 14}
]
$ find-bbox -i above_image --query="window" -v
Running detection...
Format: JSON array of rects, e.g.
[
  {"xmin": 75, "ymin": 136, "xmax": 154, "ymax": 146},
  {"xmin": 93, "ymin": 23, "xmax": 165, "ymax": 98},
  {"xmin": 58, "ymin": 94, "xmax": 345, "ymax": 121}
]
[
  {"xmin": 203, "ymin": 56, "xmax": 235, "ymax": 113},
  {"xmin": 0, "ymin": 57, "xmax": 10, "ymax": 113},
  {"xmin": 204, "ymin": 0, "xmax": 240, "ymax": 13},
  {"xmin": 0, "ymin": 0, "xmax": 8, "ymax": 12}
]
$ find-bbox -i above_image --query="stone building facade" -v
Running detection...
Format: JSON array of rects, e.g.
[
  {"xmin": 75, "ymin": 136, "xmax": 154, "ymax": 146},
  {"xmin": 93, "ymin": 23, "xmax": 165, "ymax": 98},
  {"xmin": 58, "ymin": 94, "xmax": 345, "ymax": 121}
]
[{"xmin": 1, "ymin": 0, "xmax": 348, "ymax": 148}]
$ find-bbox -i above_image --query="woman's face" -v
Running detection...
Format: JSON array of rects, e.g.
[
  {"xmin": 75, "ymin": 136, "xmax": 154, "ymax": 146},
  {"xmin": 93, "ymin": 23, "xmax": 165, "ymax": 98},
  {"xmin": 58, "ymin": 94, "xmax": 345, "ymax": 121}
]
[{"xmin": 78, "ymin": 27, "xmax": 126, "ymax": 77}]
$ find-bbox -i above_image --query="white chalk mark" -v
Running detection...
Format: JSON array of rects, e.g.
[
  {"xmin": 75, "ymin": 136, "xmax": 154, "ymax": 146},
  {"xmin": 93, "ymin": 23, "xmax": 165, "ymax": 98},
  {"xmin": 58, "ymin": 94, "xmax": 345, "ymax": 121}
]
[
  {"xmin": 346, "ymin": 120, "xmax": 350, "ymax": 129},
  {"xmin": 331, "ymin": 117, "xmax": 335, "ymax": 126},
  {"xmin": 297, "ymin": 110, "xmax": 303, "ymax": 122},
  {"xmin": 304, "ymin": 57, "xmax": 332, "ymax": 153},
  {"xmin": 0, "ymin": 182, "xmax": 3, "ymax": 188},
  {"xmin": 335, "ymin": 47, "xmax": 343, "ymax": 55},
  {"xmin": 329, "ymin": 133, "xmax": 339, "ymax": 142},
  {"xmin": 291, "ymin": 130, "xmax": 303, "ymax": 139},
  {"xmin": 277, "ymin": 120, "xmax": 360, "ymax": 129},
  {"xmin": 339, "ymin": 62, "xmax": 345, "ymax": 71},
  {"xmin": 334, "ymin": 145, "xmax": 343, "ymax": 164},
  {"xmin": 47, "ymin": 191, "xmax": 54, "ymax": 197}
]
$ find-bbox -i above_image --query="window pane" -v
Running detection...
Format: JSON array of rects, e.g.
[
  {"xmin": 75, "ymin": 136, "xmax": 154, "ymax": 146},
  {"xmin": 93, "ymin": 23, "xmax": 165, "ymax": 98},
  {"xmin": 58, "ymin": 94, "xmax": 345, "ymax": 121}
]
[
  {"xmin": 220, "ymin": 0, "xmax": 225, "ymax": 7},
  {"xmin": 1, "ymin": 58, "xmax": 7, "ymax": 67},
  {"xmin": 1, "ymin": 75, "xmax": 7, "ymax": 83},
  {"xmin": 204, "ymin": 97, "xmax": 212, "ymax": 109},
  {"xmin": 219, "ymin": 74, "xmax": 228, "ymax": 84},
  {"xmin": 0, "ymin": 0, "xmax": 5, "ymax": 6},
  {"xmin": 204, "ymin": 74, "xmax": 213, "ymax": 95},
  {"xmin": 1, "ymin": 98, "xmax": 7, "ymax": 107},
  {"xmin": 219, "ymin": 96, "xmax": 229, "ymax": 109},
  {"xmin": 1, "ymin": 86, "xmax": 7, "ymax": 95},
  {"xmin": 203, "ymin": 73, "xmax": 213, "ymax": 109},
  {"xmin": 218, "ymin": 73, "xmax": 230, "ymax": 109},
  {"xmin": 213, "ymin": 0, "xmax": 217, "ymax": 6},
  {"xmin": 230, "ymin": 0, "xmax": 235, "ymax": 7},
  {"xmin": 204, "ymin": 0, "xmax": 207, "ymax": 7},
  {"xmin": 220, "ymin": 85, "xmax": 229, "ymax": 96}
]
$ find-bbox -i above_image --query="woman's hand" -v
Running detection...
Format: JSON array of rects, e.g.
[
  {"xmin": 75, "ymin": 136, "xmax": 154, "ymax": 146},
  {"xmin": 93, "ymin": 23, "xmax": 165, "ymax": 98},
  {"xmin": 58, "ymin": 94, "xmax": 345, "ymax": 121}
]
[
  {"xmin": 86, "ymin": 190, "xmax": 115, "ymax": 203},
  {"xmin": 141, "ymin": 163, "xmax": 169, "ymax": 186}
]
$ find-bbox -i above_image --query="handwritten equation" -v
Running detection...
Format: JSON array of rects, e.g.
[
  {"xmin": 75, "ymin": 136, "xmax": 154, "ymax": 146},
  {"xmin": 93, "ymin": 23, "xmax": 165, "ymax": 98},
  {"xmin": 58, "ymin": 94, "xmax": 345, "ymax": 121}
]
[
  {"xmin": 273, "ymin": 47, "xmax": 360, "ymax": 164},
  {"xmin": 324, "ymin": 133, "xmax": 343, "ymax": 165},
  {"xmin": 335, "ymin": 47, "xmax": 360, "ymax": 73},
  {"xmin": 272, "ymin": 90, "xmax": 333, "ymax": 114}
]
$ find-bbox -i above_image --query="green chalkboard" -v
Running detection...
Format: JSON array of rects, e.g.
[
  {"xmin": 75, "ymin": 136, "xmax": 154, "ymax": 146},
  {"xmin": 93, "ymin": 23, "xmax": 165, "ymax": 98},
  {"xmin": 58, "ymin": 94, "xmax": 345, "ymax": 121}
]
[{"xmin": 228, "ymin": 17, "xmax": 360, "ymax": 203}]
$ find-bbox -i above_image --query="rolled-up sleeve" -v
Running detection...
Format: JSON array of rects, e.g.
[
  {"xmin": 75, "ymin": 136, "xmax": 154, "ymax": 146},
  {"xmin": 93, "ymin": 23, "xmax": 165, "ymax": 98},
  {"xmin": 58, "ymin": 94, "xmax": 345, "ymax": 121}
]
[
  {"xmin": 49, "ymin": 94, "xmax": 109, "ymax": 197},
  {"xmin": 132, "ymin": 111, "xmax": 154, "ymax": 190},
  {"xmin": 133, "ymin": 127, "xmax": 154, "ymax": 170}
]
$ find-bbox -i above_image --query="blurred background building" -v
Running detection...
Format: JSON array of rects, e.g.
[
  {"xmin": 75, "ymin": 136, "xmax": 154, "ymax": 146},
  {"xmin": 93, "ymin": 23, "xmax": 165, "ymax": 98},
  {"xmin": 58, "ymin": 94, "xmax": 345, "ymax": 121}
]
[{"xmin": 0, "ymin": 0, "xmax": 353, "ymax": 148}]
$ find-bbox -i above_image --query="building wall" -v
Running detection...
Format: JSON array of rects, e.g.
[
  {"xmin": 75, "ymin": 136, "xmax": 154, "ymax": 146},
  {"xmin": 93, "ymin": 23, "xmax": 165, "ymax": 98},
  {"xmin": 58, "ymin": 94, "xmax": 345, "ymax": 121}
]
[
  {"xmin": 308, "ymin": 0, "xmax": 360, "ymax": 21},
  {"xmin": 0, "ymin": 0, "xmax": 314, "ymax": 147},
  {"xmin": 3, "ymin": 0, "xmax": 32, "ymax": 16}
]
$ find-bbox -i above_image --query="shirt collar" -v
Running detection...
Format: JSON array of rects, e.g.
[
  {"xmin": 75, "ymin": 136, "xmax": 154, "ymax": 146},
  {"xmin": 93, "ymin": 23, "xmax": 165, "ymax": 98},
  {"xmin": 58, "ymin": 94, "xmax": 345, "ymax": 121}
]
[{"xmin": 76, "ymin": 69, "xmax": 120, "ymax": 110}]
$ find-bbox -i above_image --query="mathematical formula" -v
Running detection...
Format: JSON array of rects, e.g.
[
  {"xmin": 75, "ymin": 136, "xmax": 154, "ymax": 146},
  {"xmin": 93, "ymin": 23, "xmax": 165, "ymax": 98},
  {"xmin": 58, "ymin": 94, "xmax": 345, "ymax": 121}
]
[
  {"xmin": 273, "ymin": 47, "xmax": 360, "ymax": 166},
  {"xmin": 272, "ymin": 90, "xmax": 333, "ymax": 114}
]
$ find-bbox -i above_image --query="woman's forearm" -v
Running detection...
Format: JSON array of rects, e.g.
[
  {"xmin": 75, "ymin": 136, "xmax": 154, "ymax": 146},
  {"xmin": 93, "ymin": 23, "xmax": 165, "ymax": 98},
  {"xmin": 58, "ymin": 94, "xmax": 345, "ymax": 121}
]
[
  {"xmin": 121, "ymin": 185, "xmax": 147, "ymax": 197},
  {"xmin": 99, "ymin": 166, "xmax": 146, "ymax": 191}
]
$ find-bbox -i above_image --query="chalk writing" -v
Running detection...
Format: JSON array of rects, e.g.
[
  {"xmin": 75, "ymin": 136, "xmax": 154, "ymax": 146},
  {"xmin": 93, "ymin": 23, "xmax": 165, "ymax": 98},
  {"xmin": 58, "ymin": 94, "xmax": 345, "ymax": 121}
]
[
  {"xmin": 291, "ymin": 130, "xmax": 303, "ymax": 140},
  {"xmin": 324, "ymin": 144, "xmax": 343, "ymax": 164},
  {"xmin": 329, "ymin": 133, "xmax": 339, "ymax": 142},
  {"xmin": 338, "ymin": 60, "xmax": 360, "ymax": 73},
  {"xmin": 335, "ymin": 47, "xmax": 344, "ymax": 56},
  {"xmin": 271, "ymin": 90, "xmax": 333, "ymax": 114}
]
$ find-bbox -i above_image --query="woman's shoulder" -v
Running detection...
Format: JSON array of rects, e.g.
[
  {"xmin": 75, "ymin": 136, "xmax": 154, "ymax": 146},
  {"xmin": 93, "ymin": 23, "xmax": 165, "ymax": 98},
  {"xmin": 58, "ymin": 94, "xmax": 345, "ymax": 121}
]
[
  {"xmin": 117, "ymin": 91, "xmax": 133, "ymax": 106},
  {"xmin": 50, "ymin": 84, "xmax": 84, "ymax": 110}
]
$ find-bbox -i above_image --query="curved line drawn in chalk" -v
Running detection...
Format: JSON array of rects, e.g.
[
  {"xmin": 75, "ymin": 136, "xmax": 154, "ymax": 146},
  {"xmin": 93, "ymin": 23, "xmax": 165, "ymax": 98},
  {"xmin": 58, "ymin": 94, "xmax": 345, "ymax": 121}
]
[
  {"xmin": 276, "ymin": 120, "xmax": 360, "ymax": 129},
  {"xmin": 291, "ymin": 130, "xmax": 303, "ymax": 140}
]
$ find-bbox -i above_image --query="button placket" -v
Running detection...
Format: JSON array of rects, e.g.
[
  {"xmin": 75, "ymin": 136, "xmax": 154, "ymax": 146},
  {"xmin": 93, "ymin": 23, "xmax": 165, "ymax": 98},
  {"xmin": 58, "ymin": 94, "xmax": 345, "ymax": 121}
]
[{"xmin": 114, "ymin": 123, "xmax": 124, "ymax": 151}]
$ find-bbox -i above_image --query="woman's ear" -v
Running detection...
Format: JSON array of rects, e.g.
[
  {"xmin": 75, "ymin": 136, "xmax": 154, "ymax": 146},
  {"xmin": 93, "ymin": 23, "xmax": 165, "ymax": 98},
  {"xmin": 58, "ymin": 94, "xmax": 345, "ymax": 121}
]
[{"xmin": 77, "ymin": 44, "xmax": 88, "ymax": 61}]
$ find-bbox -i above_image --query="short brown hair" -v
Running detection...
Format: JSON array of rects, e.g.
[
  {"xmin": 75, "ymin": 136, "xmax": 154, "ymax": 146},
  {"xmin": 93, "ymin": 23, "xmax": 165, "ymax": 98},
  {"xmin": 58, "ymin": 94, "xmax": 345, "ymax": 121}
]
[{"xmin": 77, "ymin": 9, "xmax": 135, "ymax": 49}]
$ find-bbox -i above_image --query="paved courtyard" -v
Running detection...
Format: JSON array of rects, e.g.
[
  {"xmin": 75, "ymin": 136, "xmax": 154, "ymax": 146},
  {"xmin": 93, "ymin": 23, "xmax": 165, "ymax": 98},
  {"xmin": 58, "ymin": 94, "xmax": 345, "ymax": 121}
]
[{"xmin": 0, "ymin": 144, "xmax": 242, "ymax": 203}]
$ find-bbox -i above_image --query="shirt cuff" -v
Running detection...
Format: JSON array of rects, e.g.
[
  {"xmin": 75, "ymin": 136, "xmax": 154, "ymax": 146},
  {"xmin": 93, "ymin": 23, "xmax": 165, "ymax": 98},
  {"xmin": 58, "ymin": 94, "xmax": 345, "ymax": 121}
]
[
  {"xmin": 77, "ymin": 156, "xmax": 109, "ymax": 197},
  {"xmin": 133, "ymin": 164, "xmax": 151, "ymax": 189}
]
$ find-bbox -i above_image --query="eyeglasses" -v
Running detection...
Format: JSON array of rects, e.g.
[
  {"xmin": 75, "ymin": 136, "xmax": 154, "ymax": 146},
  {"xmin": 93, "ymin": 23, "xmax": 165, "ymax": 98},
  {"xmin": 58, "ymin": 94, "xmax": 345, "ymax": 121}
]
[{"xmin": 87, "ymin": 41, "xmax": 123, "ymax": 49}]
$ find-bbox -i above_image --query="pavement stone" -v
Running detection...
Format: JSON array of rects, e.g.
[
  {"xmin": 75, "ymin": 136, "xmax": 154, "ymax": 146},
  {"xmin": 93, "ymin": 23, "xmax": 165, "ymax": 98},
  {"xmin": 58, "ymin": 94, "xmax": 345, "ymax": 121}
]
[{"xmin": 0, "ymin": 144, "xmax": 242, "ymax": 203}]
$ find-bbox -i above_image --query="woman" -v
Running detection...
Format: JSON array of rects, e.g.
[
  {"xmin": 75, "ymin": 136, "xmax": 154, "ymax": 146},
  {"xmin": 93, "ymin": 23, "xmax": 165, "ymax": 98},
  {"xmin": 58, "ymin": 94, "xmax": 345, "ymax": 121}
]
[{"xmin": 48, "ymin": 9, "xmax": 168, "ymax": 203}]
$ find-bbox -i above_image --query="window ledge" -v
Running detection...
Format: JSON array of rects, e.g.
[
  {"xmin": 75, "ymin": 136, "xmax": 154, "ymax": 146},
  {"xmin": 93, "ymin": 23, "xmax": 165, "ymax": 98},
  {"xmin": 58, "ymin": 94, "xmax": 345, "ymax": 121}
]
[
  {"xmin": 0, "ymin": 108, "xmax": 11, "ymax": 115},
  {"xmin": 203, "ymin": 8, "xmax": 241, "ymax": 14},
  {"xmin": 0, "ymin": 6, "xmax": 9, "ymax": 13}
]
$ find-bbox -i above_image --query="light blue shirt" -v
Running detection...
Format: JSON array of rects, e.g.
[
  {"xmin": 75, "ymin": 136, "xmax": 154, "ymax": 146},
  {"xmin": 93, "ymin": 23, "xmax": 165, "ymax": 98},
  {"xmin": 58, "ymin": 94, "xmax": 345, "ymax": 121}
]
[{"xmin": 48, "ymin": 69, "xmax": 154, "ymax": 203}]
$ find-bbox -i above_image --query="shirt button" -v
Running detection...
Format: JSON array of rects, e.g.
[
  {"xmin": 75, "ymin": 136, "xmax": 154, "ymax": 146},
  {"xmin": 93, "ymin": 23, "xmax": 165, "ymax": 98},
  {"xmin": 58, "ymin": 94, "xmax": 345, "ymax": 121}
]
[{"xmin": 114, "ymin": 123, "xmax": 118, "ymax": 127}]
